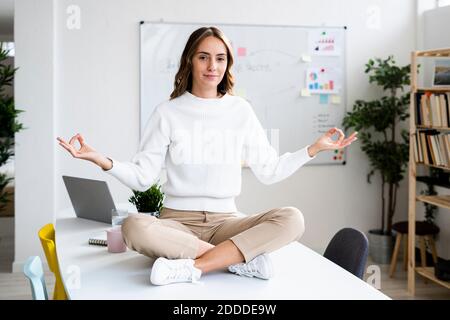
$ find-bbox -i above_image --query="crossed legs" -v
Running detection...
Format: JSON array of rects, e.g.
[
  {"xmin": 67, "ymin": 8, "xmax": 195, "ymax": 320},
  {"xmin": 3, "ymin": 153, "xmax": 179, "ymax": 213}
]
[{"xmin": 122, "ymin": 206, "xmax": 305, "ymax": 275}]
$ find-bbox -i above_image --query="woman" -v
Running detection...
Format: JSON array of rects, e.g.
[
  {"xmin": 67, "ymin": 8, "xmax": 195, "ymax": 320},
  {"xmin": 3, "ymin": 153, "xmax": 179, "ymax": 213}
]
[{"xmin": 57, "ymin": 26, "xmax": 357, "ymax": 286}]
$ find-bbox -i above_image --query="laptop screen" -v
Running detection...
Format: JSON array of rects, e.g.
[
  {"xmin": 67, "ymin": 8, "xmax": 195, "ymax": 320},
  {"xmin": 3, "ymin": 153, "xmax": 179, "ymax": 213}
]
[{"xmin": 62, "ymin": 175, "xmax": 116, "ymax": 224}]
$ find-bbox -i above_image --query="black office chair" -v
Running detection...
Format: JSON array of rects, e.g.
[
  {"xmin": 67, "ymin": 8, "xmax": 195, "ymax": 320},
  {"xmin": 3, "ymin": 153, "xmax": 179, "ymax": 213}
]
[{"xmin": 323, "ymin": 228, "xmax": 369, "ymax": 279}]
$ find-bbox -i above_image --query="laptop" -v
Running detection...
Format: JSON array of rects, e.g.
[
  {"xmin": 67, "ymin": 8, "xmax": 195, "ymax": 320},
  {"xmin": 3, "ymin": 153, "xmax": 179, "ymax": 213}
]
[{"xmin": 62, "ymin": 175, "xmax": 116, "ymax": 224}]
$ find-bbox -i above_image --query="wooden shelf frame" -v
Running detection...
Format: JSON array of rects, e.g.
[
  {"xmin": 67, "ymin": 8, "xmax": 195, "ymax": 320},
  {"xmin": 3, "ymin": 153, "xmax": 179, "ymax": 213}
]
[
  {"xmin": 416, "ymin": 125, "xmax": 450, "ymax": 131},
  {"xmin": 416, "ymin": 87, "xmax": 450, "ymax": 92},
  {"xmin": 408, "ymin": 48, "xmax": 450, "ymax": 296},
  {"xmin": 415, "ymin": 267, "xmax": 450, "ymax": 290},
  {"xmin": 416, "ymin": 48, "xmax": 450, "ymax": 57},
  {"xmin": 416, "ymin": 195, "xmax": 450, "ymax": 209},
  {"xmin": 416, "ymin": 162, "xmax": 450, "ymax": 172}
]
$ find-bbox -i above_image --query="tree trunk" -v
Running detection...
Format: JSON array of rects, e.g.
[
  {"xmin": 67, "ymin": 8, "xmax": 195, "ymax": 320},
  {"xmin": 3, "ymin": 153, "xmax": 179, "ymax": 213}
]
[
  {"xmin": 386, "ymin": 89, "xmax": 397, "ymax": 235},
  {"xmin": 387, "ymin": 181, "xmax": 393, "ymax": 234},
  {"xmin": 387, "ymin": 183, "xmax": 398, "ymax": 234}
]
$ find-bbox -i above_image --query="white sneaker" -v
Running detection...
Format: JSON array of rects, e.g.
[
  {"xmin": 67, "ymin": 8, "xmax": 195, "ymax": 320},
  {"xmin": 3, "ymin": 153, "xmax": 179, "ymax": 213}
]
[
  {"xmin": 150, "ymin": 257, "xmax": 202, "ymax": 286},
  {"xmin": 228, "ymin": 254, "xmax": 274, "ymax": 280}
]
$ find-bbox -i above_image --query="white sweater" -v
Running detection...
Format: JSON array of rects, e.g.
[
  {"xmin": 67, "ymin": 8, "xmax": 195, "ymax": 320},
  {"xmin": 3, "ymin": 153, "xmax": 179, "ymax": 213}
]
[{"xmin": 104, "ymin": 91, "xmax": 316, "ymax": 212}]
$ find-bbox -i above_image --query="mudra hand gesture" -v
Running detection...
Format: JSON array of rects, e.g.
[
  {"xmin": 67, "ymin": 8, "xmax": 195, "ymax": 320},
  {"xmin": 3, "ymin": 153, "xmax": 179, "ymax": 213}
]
[
  {"xmin": 308, "ymin": 127, "xmax": 358, "ymax": 157},
  {"xmin": 56, "ymin": 134, "xmax": 112, "ymax": 170}
]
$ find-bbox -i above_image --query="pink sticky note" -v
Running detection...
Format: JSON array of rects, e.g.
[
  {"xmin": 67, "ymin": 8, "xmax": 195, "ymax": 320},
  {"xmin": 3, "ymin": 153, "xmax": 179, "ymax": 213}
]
[{"xmin": 237, "ymin": 47, "xmax": 246, "ymax": 57}]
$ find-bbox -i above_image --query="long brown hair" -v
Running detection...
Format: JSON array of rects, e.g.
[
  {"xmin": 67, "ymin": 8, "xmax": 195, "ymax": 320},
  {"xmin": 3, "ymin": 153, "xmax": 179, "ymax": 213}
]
[{"xmin": 170, "ymin": 26, "xmax": 235, "ymax": 99}]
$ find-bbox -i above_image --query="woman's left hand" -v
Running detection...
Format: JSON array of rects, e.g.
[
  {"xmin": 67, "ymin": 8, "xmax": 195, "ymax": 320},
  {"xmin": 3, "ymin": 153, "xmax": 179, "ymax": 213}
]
[{"xmin": 309, "ymin": 128, "xmax": 358, "ymax": 156}]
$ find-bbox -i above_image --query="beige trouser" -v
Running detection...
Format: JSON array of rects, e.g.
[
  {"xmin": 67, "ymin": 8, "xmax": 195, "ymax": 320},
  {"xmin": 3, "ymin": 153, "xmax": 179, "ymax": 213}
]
[{"xmin": 121, "ymin": 206, "xmax": 305, "ymax": 263}]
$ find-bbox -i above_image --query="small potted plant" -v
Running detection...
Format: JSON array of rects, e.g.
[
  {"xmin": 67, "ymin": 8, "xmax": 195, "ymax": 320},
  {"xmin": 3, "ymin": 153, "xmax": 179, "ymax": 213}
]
[{"xmin": 128, "ymin": 182, "xmax": 164, "ymax": 217}]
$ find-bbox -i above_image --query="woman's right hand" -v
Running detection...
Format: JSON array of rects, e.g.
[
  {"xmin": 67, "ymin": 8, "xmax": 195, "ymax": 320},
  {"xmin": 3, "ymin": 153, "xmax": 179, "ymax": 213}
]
[{"xmin": 57, "ymin": 133, "xmax": 110, "ymax": 169}]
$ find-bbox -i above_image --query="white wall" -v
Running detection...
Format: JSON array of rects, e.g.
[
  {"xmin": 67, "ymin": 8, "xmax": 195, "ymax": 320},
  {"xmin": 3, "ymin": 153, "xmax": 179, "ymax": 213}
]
[
  {"xmin": 14, "ymin": 0, "xmax": 56, "ymax": 271},
  {"xmin": 14, "ymin": 0, "xmax": 419, "ymax": 270},
  {"xmin": 423, "ymin": 3, "xmax": 450, "ymax": 49}
]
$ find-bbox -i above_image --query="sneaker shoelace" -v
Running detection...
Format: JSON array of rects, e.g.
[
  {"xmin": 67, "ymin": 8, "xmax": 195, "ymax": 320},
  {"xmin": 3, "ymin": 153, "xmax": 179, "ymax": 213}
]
[
  {"xmin": 166, "ymin": 261, "xmax": 202, "ymax": 284},
  {"xmin": 167, "ymin": 262, "xmax": 194, "ymax": 281},
  {"xmin": 232, "ymin": 260, "xmax": 260, "ymax": 277}
]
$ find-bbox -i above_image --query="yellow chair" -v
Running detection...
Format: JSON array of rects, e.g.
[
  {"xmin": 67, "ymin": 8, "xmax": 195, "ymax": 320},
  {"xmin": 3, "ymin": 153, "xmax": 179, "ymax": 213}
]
[{"xmin": 38, "ymin": 223, "xmax": 68, "ymax": 300}]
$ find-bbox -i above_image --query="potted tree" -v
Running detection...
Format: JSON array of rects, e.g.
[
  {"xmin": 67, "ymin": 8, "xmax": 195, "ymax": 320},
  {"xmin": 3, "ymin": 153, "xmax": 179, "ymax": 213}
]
[
  {"xmin": 0, "ymin": 43, "xmax": 25, "ymax": 216},
  {"xmin": 342, "ymin": 56, "xmax": 410, "ymax": 263},
  {"xmin": 128, "ymin": 182, "xmax": 164, "ymax": 218}
]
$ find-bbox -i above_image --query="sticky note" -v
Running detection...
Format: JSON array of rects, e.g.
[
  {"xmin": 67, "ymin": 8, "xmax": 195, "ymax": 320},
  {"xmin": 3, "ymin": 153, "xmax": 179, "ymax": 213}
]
[
  {"xmin": 301, "ymin": 54, "xmax": 312, "ymax": 62},
  {"xmin": 331, "ymin": 95, "xmax": 341, "ymax": 104},
  {"xmin": 319, "ymin": 94, "xmax": 329, "ymax": 104},
  {"xmin": 301, "ymin": 89, "xmax": 311, "ymax": 97},
  {"xmin": 237, "ymin": 47, "xmax": 247, "ymax": 57}
]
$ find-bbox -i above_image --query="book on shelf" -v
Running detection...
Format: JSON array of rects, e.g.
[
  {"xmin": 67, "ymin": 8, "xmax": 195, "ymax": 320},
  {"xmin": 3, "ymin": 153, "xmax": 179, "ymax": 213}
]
[
  {"xmin": 415, "ymin": 92, "xmax": 450, "ymax": 127},
  {"xmin": 439, "ymin": 134, "xmax": 449, "ymax": 166},
  {"xmin": 413, "ymin": 133, "xmax": 419, "ymax": 163},
  {"xmin": 416, "ymin": 93, "xmax": 422, "ymax": 125},
  {"xmin": 414, "ymin": 130, "xmax": 450, "ymax": 167},
  {"xmin": 441, "ymin": 94, "xmax": 448, "ymax": 127}
]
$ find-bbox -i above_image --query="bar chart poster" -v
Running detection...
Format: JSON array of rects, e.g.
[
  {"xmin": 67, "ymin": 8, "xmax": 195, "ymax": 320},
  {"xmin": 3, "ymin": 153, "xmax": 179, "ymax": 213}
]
[
  {"xmin": 308, "ymin": 29, "xmax": 342, "ymax": 56},
  {"xmin": 306, "ymin": 67, "xmax": 340, "ymax": 94}
]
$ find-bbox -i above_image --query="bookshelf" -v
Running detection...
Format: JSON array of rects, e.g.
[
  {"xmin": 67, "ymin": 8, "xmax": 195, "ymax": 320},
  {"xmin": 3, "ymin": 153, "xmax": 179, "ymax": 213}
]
[{"xmin": 408, "ymin": 48, "xmax": 450, "ymax": 295}]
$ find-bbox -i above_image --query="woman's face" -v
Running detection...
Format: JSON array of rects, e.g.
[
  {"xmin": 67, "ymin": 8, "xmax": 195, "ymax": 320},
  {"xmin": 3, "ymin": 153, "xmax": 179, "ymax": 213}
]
[{"xmin": 191, "ymin": 36, "xmax": 228, "ymax": 93}]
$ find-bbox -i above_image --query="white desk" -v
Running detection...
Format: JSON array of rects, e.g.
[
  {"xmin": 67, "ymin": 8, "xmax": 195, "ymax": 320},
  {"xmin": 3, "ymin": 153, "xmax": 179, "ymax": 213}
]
[{"xmin": 56, "ymin": 209, "xmax": 390, "ymax": 300}]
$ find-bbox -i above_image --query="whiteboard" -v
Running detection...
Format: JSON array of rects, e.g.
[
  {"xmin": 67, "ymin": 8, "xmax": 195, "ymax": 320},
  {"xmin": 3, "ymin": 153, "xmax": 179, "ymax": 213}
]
[{"xmin": 140, "ymin": 21, "xmax": 347, "ymax": 165}]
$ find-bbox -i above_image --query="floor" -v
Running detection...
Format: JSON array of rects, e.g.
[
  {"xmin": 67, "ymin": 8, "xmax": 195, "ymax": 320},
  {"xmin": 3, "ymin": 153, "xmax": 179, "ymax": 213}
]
[
  {"xmin": 362, "ymin": 258, "xmax": 450, "ymax": 300},
  {"xmin": 0, "ymin": 216, "xmax": 449, "ymax": 300},
  {"xmin": 0, "ymin": 217, "xmax": 55, "ymax": 300}
]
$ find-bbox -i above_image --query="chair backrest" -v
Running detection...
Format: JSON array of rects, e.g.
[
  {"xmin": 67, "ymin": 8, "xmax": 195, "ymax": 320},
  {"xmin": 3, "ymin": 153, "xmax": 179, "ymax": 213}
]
[
  {"xmin": 38, "ymin": 223, "xmax": 68, "ymax": 300},
  {"xmin": 23, "ymin": 256, "xmax": 48, "ymax": 300},
  {"xmin": 323, "ymin": 228, "xmax": 369, "ymax": 279}
]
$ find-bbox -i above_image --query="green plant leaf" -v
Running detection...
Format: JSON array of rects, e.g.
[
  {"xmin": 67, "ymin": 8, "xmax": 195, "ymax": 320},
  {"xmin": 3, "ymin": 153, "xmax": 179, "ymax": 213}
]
[
  {"xmin": 342, "ymin": 55, "xmax": 410, "ymax": 234},
  {"xmin": 128, "ymin": 182, "xmax": 165, "ymax": 214},
  {"xmin": 0, "ymin": 41, "xmax": 26, "ymax": 212}
]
